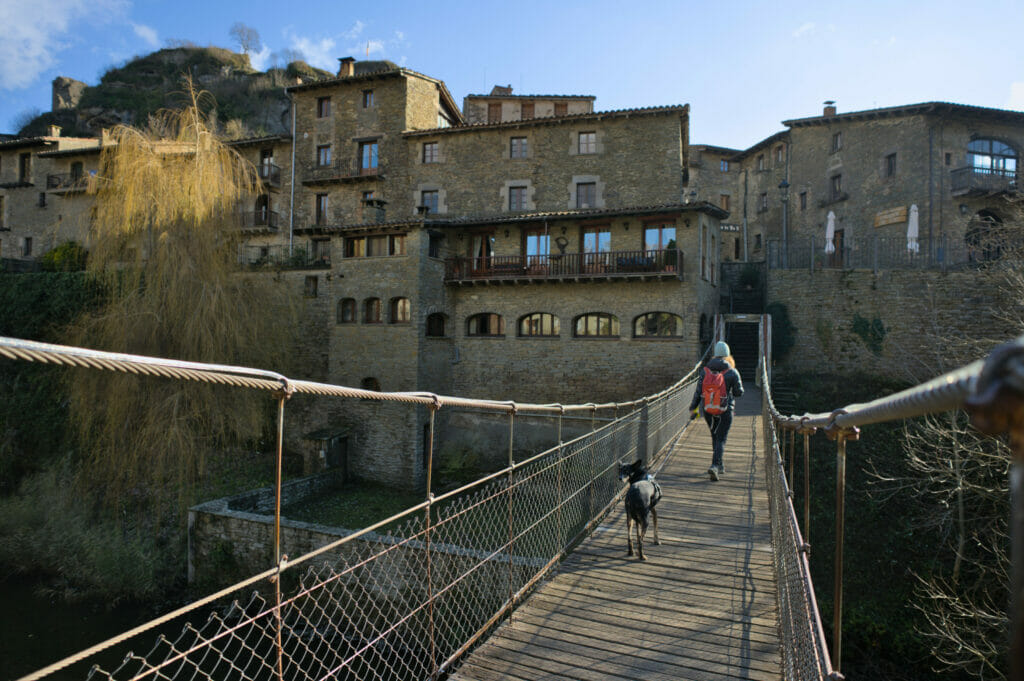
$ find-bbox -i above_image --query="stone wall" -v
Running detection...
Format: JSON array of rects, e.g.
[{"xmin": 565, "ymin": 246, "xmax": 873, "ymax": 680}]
[{"xmin": 767, "ymin": 267, "xmax": 1023, "ymax": 379}]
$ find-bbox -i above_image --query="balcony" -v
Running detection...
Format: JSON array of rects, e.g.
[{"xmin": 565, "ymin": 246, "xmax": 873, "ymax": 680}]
[
  {"xmin": 238, "ymin": 244, "xmax": 330, "ymax": 270},
  {"xmin": 950, "ymin": 166, "xmax": 1018, "ymax": 197},
  {"xmin": 444, "ymin": 248, "xmax": 683, "ymax": 284},
  {"xmin": 239, "ymin": 210, "xmax": 279, "ymax": 232},
  {"xmin": 303, "ymin": 162, "xmax": 383, "ymax": 186},
  {"xmin": 257, "ymin": 162, "xmax": 281, "ymax": 189}
]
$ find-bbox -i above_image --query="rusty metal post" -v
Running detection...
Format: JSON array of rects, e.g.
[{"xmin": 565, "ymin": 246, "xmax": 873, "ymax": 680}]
[
  {"xmin": 824, "ymin": 411, "xmax": 858, "ymax": 678},
  {"xmin": 272, "ymin": 389, "xmax": 289, "ymax": 681},
  {"xmin": 424, "ymin": 405, "xmax": 438, "ymax": 680}
]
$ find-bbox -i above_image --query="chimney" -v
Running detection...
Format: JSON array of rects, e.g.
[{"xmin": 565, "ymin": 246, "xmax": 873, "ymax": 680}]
[
  {"xmin": 823, "ymin": 100, "xmax": 837, "ymax": 117},
  {"xmin": 338, "ymin": 57, "xmax": 356, "ymax": 77},
  {"xmin": 47, "ymin": 125, "xmax": 61, "ymax": 138}
]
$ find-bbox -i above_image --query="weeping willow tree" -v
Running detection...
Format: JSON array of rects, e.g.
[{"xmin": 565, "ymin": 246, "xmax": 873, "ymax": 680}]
[{"xmin": 68, "ymin": 85, "xmax": 295, "ymax": 510}]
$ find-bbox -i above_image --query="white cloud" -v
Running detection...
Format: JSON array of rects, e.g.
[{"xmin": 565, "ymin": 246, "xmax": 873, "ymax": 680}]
[
  {"xmin": 395, "ymin": 30, "xmax": 405, "ymax": 42},
  {"xmin": 132, "ymin": 22, "xmax": 159, "ymax": 48},
  {"xmin": 286, "ymin": 32, "xmax": 337, "ymax": 71},
  {"xmin": 1008, "ymin": 82, "xmax": 1024, "ymax": 111},
  {"xmin": 249, "ymin": 45, "xmax": 273, "ymax": 72},
  {"xmin": 343, "ymin": 20, "xmax": 365, "ymax": 41},
  {"xmin": 792, "ymin": 22, "xmax": 815, "ymax": 38},
  {"xmin": 0, "ymin": 0, "xmax": 126, "ymax": 90}
]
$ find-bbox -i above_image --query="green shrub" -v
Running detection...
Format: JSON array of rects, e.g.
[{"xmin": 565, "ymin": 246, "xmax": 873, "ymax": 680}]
[{"xmin": 41, "ymin": 241, "xmax": 88, "ymax": 272}]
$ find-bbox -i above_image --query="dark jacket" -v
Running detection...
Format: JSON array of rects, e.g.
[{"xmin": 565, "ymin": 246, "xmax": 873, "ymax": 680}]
[{"xmin": 689, "ymin": 356, "xmax": 744, "ymax": 413}]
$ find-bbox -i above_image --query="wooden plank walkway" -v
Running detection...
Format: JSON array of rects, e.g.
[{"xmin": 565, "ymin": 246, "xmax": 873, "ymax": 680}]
[{"xmin": 449, "ymin": 389, "xmax": 781, "ymax": 681}]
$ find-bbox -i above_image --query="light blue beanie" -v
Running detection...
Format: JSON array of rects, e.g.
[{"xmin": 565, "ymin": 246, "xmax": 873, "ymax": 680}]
[{"xmin": 714, "ymin": 341, "xmax": 730, "ymax": 357}]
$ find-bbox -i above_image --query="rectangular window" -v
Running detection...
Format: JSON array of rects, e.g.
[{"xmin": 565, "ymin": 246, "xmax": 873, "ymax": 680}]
[
  {"xmin": 315, "ymin": 193, "xmax": 328, "ymax": 225},
  {"xmin": 422, "ymin": 141, "xmax": 438, "ymax": 163},
  {"xmin": 885, "ymin": 153, "xmax": 897, "ymax": 177},
  {"xmin": 510, "ymin": 136, "xmax": 528, "ymax": 158},
  {"xmin": 719, "ymin": 194, "xmax": 730, "ymax": 211},
  {"xmin": 831, "ymin": 174, "xmax": 843, "ymax": 200},
  {"xmin": 576, "ymin": 182, "xmax": 596, "ymax": 209},
  {"xmin": 554, "ymin": 102, "xmax": 567, "ymax": 116},
  {"xmin": 390, "ymin": 234, "xmax": 406, "ymax": 256},
  {"xmin": 758, "ymin": 192, "xmax": 768, "ymax": 211},
  {"xmin": 521, "ymin": 101, "xmax": 534, "ymax": 119},
  {"xmin": 945, "ymin": 152, "xmax": 952, "ymax": 166},
  {"xmin": 345, "ymin": 237, "xmax": 366, "ymax": 258},
  {"xmin": 359, "ymin": 141, "xmax": 378, "ymax": 174},
  {"xmin": 523, "ymin": 228, "xmax": 549, "ymax": 259},
  {"xmin": 421, "ymin": 190, "xmax": 439, "ymax": 213},
  {"xmin": 488, "ymin": 102, "xmax": 501, "ymax": 123},
  {"xmin": 362, "ymin": 90, "xmax": 374, "ymax": 108},
  {"xmin": 720, "ymin": 159, "xmax": 729, "ymax": 172},
  {"xmin": 832, "ymin": 131, "xmax": 843, "ymax": 152},
  {"xmin": 311, "ymin": 239, "xmax": 330, "ymax": 265},
  {"xmin": 19, "ymin": 153, "xmax": 30, "ymax": 182},
  {"xmin": 304, "ymin": 275, "xmax": 318, "ymax": 298},
  {"xmin": 428, "ymin": 232, "xmax": 442, "ymax": 258},
  {"xmin": 317, "ymin": 97, "xmax": 331, "ymax": 118},
  {"xmin": 0, "ymin": 196, "xmax": 4, "ymax": 229},
  {"xmin": 757, "ymin": 155, "xmax": 765, "ymax": 171},
  {"xmin": 644, "ymin": 223, "xmax": 676, "ymax": 251},
  {"xmin": 799, "ymin": 191, "xmax": 807, "ymax": 210},
  {"xmin": 776, "ymin": 145, "xmax": 785, "ymax": 163},
  {"xmin": 366, "ymin": 235, "xmax": 388, "ymax": 257},
  {"xmin": 22, "ymin": 237, "xmax": 32, "ymax": 257},
  {"xmin": 509, "ymin": 186, "xmax": 527, "ymax": 211},
  {"xmin": 578, "ymin": 131, "xmax": 596, "ymax": 154},
  {"xmin": 38, "ymin": 192, "xmax": 46, "ymax": 208},
  {"xmin": 317, "ymin": 144, "xmax": 331, "ymax": 167},
  {"xmin": 582, "ymin": 226, "xmax": 611, "ymax": 271}
]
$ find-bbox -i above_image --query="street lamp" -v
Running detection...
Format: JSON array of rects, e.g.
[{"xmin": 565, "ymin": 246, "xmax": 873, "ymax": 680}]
[{"xmin": 778, "ymin": 180, "xmax": 790, "ymax": 268}]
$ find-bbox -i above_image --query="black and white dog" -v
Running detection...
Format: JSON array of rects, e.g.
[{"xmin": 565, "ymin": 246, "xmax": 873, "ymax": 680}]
[{"xmin": 617, "ymin": 459, "xmax": 662, "ymax": 560}]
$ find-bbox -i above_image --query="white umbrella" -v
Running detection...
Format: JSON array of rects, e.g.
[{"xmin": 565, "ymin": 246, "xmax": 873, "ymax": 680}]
[
  {"xmin": 907, "ymin": 204, "xmax": 920, "ymax": 254},
  {"xmin": 825, "ymin": 211, "xmax": 836, "ymax": 254}
]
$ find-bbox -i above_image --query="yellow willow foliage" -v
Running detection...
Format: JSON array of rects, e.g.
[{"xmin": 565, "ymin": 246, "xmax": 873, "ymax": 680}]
[{"xmin": 67, "ymin": 90, "xmax": 296, "ymax": 508}]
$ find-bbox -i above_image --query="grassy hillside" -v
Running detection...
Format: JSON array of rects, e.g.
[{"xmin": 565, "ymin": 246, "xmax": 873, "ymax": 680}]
[{"xmin": 19, "ymin": 47, "xmax": 333, "ymax": 139}]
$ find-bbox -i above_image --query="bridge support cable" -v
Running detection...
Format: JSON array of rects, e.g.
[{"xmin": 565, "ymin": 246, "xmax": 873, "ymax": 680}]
[{"xmin": 1, "ymin": 334, "xmax": 704, "ymax": 681}]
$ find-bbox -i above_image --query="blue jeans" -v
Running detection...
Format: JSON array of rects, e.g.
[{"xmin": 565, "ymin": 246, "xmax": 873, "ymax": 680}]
[{"xmin": 704, "ymin": 410, "xmax": 733, "ymax": 469}]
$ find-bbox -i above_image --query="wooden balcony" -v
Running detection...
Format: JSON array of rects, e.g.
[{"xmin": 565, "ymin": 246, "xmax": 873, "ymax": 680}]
[
  {"xmin": 257, "ymin": 162, "xmax": 281, "ymax": 189},
  {"xmin": 239, "ymin": 210, "xmax": 280, "ymax": 232},
  {"xmin": 950, "ymin": 166, "xmax": 1018, "ymax": 197},
  {"xmin": 444, "ymin": 248, "xmax": 683, "ymax": 284}
]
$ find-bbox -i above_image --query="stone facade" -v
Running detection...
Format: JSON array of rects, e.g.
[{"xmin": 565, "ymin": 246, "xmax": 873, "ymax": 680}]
[{"xmin": 462, "ymin": 85, "xmax": 594, "ymax": 125}]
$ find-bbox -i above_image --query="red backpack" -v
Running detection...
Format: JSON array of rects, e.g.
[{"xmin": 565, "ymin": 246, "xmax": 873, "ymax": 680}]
[{"xmin": 702, "ymin": 367, "xmax": 728, "ymax": 415}]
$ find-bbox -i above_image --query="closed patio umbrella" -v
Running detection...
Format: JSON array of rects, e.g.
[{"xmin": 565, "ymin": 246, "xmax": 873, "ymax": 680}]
[
  {"xmin": 907, "ymin": 204, "xmax": 920, "ymax": 254},
  {"xmin": 825, "ymin": 211, "xmax": 836, "ymax": 254}
]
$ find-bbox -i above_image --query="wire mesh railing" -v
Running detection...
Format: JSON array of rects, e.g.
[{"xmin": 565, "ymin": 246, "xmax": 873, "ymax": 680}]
[{"xmin": 2, "ymin": 336, "xmax": 702, "ymax": 681}]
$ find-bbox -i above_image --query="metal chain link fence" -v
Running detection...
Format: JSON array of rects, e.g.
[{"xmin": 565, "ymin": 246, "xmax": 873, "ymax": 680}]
[{"xmin": 761, "ymin": 359, "xmax": 835, "ymax": 681}]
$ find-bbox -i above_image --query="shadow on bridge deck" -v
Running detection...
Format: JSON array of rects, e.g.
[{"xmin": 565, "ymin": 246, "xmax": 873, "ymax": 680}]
[{"xmin": 449, "ymin": 389, "xmax": 781, "ymax": 681}]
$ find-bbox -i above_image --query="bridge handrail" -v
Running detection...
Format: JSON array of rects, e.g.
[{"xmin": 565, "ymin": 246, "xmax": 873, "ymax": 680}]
[{"xmin": 0, "ymin": 335, "xmax": 704, "ymax": 415}]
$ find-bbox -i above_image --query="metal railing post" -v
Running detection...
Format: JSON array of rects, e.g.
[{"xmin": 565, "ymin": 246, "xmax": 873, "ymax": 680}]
[
  {"xmin": 800, "ymin": 424, "xmax": 815, "ymax": 543},
  {"xmin": 507, "ymin": 405, "xmax": 516, "ymax": 611},
  {"xmin": 424, "ymin": 404, "xmax": 438, "ymax": 680},
  {"xmin": 556, "ymin": 406, "xmax": 565, "ymax": 553},
  {"xmin": 272, "ymin": 388, "xmax": 290, "ymax": 681},
  {"xmin": 826, "ymin": 419, "xmax": 859, "ymax": 676}
]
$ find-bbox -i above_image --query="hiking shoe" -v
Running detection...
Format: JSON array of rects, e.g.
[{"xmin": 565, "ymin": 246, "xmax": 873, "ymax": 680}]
[
  {"xmin": 708, "ymin": 466, "xmax": 719, "ymax": 481},
  {"xmin": 718, "ymin": 465, "xmax": 725, "ymax": 474}
]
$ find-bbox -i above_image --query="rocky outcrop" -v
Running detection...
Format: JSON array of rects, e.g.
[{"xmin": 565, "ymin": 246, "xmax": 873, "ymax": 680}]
[{"xmin": 52, "ymin": 77, "xmax": 86, "ymax": 111}]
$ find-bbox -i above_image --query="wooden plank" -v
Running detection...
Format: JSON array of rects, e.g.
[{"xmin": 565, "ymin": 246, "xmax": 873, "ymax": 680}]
[{"xmin": 450, "ymin": 390, "xmax": 782, "ymax": 681}]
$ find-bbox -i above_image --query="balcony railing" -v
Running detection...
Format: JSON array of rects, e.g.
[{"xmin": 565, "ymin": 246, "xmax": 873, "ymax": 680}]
[
  {"xmin": 239, "ymin": 210, "xmax": 279, "ymax": 231},
  {"xmin": 238, "ymin": 244, "xmax": 330, "ymax": 270},
  {"xmin": 444, "ymin": 248, "xmax": 683, "ymax": 282},
  {"xmin": 950, "ymin": 165, "xmax": 1018, "ymax": 196},
  {"xmin": 46, "ymin": 173, "xmax": 88, "ymax": 191},
  {"xmin": 256, "ymin": 162, "xmax": 281, "ymax": 188}
]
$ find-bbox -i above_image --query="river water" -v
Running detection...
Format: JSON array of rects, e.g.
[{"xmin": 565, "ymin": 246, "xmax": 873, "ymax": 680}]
[{"xmin": 0, "ymin": 575, "xmax": 153, "ymax": 681}]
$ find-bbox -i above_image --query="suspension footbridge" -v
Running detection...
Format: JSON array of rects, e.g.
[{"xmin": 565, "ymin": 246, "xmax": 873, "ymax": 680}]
[{"xmin": 1, "ymin": 325, "xmax": 1021, "ymax": 681}]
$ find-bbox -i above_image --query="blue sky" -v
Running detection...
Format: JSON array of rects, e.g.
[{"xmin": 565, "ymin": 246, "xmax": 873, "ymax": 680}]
[{"xmin": 3, "ymin": 0, "xmax": 1023, "ymax": 149}]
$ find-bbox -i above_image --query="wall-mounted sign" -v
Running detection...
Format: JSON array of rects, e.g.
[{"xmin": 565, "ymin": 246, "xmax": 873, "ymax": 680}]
[{"xmin": 874, "ymin": 206, "xmax": 908, "ymax": 228}]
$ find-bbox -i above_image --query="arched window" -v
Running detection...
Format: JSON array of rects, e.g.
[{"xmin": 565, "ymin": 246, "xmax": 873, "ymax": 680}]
[
  {"xmin": 634, "ymin": 312, "xmax": 684, "ymax": 338},
  {"xmin": 574, "ymin": 312, "xmax": 619, "ymax": 338},
  {"xmin": 466, "ymin": 313, "xmax": 504, "ymax": 337},
  {"xmin": 426, "ymin": 313, "xmax": 446, "ymax": 337},
  {"xmin": 337, "ymin": 298, "xmax": 356, "ymax": 324},
  {"xmin": 361, "ymin": 377, "xmax": 381, "ymax": 391},
  {"xmin": 364, "ymin": 297, "xmax": 381, "ymax": 323},
  {"xmin": 390, "ymin": 297, "xmax": 410, "ymax": 323},
  {"xmin": 966, "ymin": 210, "xmax": 1005, "ymax": 262},
  {"xmin": 518, "ymin": 312, "xmax": 560, "ymax": 337},
  {"xmin": 968, "ymin": 138, "xmax": 1018, "ymax": 174}
]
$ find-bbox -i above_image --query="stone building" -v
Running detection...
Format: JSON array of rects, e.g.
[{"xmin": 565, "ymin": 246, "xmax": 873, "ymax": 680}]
[{"xmin": 4, "ymin": 59, "xmax": 1024, "ymax": 490}]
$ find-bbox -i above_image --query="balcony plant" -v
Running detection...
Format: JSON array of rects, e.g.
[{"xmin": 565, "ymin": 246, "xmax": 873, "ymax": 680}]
[{"xmin": 664, "ymin": 239, "xmax": 678, "ymax": 272}]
